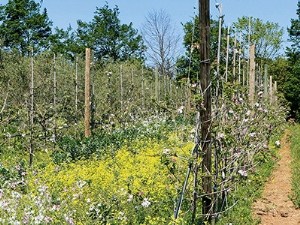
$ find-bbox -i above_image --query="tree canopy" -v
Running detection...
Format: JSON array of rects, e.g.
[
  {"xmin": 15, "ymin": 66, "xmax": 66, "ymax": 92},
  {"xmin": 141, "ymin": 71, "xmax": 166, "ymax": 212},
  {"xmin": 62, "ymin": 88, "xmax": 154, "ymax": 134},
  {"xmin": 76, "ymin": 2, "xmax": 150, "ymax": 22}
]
[
  {"xmin": 74, "ymin": 4, "xmax": 145, "ymax": 62},
  {"xmin": 233, "ymin": 16, "xmax": 283, "ymax": 59},
  {"xmin": 0, "ymin": 0, "xmax": 52, "ymax": 55},
  {"xmin": 284, "ymin": 1, "xmax": 300, "ymax": 120},
  {"xmin": 176, "ymin": 16, "xmax": 227, "ymax": 82}
]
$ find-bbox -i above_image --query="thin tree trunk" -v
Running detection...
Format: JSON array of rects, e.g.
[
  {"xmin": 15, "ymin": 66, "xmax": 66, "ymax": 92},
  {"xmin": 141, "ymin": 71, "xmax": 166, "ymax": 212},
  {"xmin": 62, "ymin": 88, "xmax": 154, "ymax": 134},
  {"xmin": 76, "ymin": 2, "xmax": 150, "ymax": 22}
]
[
  {"xmin": 29, "ymin": 50, "xmax": 34, "ymax": 166},
  {"xmin": 249, "ymin": 45, "xmax": 256, "ymax": 106},
  {"xmin": 53, "ymin": 54, "xmax": 57, "ymax": 146},
  {"xmin": 84, "ymin": 48, "xmax": 91, "ymax": 137}
]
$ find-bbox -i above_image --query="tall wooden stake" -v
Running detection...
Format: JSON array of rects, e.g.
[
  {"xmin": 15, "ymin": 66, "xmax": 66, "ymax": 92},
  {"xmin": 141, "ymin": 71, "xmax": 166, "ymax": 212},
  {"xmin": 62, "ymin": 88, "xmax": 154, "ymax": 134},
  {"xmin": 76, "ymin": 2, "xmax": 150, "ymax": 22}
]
[
  {"xmin": 274, "ymin": 81, "xmax": 278, "ymax": 104},
  {"xmin": 84, "ymin": 48, "xmax": 91, "ymax": 137},
  {"xmin": 233, "ymin": 33, "xmax": 237, "ymax": 80},
  {"xmin": 199, "ymin": 0, "xmax": 212, "ymax": 222},
  {"xmin": 53, "ymin": 54, "xmax": 57, "ymax": 146},
  {"xmin": 120, "ymin": 65, "xmax": 123, "ymax": 112},
  {"xmin": 225, "ymin": 26, "xmax": 230, "ymax": 82},
  {"xmin": 269, "ymin": 75, "xmax": 273, "ymax": 104},
  {"xmin": 249, "ymin": 45, "xmax": 256, "ymax": 106},
  {"xmin": 29, "ymin": 50, "xmax": 34, "ymax": 166},
  {"xmin": 216, "ymin": 3, "xmax": 223, "ymax": 93},
  {"xmin": 75, "ymin": 56, "xmax": 78, "ymax": 113},
  {"xmin": 264, "ymin": 65, "xmax": 268, "ymax": 99}
]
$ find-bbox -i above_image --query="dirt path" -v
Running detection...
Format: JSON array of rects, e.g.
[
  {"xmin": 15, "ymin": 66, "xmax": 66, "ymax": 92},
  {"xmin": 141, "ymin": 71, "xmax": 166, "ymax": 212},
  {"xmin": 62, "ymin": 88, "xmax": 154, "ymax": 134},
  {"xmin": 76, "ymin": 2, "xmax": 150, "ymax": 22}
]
[{"xmin": 253, "ymin": 130, "xmax": 300, "ymax": 225}]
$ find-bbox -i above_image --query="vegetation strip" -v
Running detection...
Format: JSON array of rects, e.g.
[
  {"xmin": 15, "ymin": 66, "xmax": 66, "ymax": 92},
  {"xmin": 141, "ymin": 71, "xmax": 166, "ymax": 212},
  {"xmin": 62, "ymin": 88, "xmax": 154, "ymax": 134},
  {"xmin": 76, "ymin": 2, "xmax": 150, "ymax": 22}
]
[
  {"xmin": 290, "ymin": 124, "xmax": 300, "ymax": 208},
  {"xmin": 216, "ymin": 128, "xmax": 283, "ymax": 225}
]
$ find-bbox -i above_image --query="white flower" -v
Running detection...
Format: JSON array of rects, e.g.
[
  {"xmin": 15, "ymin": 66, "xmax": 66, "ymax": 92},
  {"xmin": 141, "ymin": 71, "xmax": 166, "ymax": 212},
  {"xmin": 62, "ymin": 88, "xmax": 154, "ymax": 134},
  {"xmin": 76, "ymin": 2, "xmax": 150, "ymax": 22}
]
[
  {"xmin": 163, "ymin": 148, "xmax": 171, "ymax": 155},
  {"xmin": 177, "ymin": 106, "xmax": 184, "ymax": 114},
  {"xmin": 141, "ymin": 198, "xmax": 151, "ymax": 207},
  {"xmin": 246, "ymin": 110, "xmax": 251, "ymax": 116},
  {"xmin": 127, "ymin": 194, "xmax": 133, "ymax": 202},
  {"xmin": 238, "ymin": 169, "xmax": 248, "ymax": 177},
  {"xmin": 217, "ymin": 132, "xmax": 225, "ymax": 140},
  {"xmin": 249, "ymin": 132, "xmax": 256, "ymax": 138},
  {"xmin": 76, "ymin": 180, "xmax": 87, "ymax": 188},
  {"xmin": 228, "ymin": 109, "xmax": 234, "ymax": 115},
  {"xmin": 275, "ymin": 140, "xmax": 280, "ymax": 147}
]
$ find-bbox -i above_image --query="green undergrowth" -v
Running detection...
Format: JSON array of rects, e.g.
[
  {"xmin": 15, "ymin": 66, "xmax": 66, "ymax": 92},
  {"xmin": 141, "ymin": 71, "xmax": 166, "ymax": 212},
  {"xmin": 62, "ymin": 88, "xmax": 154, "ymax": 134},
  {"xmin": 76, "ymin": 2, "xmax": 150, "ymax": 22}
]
[
  {"xmin": 52, "ymin": 116, "xmax": 193, "ymax": 164},
  {"xmin": 216, "ymin": 125, "xmax": 285, "ymax": 225},
  {"xmin": 290, "ymin": 124, "xmax": 300, "ymax": 208}
]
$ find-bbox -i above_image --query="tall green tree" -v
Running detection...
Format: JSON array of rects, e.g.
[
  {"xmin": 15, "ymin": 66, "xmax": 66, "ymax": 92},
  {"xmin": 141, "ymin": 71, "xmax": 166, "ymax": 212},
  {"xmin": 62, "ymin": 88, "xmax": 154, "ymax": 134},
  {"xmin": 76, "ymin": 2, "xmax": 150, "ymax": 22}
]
[
  {"xmin": 287, "ymin": 1, "xmax": 300, "ymax": 62},
  {"xmin": 0, "ymin": 0, "xmax": 52, "ymax": 55},
  {"xmin": 75, "ymin": 4, "xmax": 145, "ymax": 62},
  {"xmin": 233, "ymin": 16, "xmax": 283, "ymax": 59},
  {"xmin": 284, "ymin": 1, "xmax": 300, "ymax": 120}
]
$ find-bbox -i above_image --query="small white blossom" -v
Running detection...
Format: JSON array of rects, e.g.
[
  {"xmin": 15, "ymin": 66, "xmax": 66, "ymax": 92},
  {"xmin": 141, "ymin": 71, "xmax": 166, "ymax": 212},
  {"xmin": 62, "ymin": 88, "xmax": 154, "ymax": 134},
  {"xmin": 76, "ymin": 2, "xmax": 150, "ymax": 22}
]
[
  {"xmin": 127, "ymin": 194, "xmax": 133, "ymax": 202},
  {"xmin": 163, "ymin": 148, "xmax": 171, "ymax": 155},
  {"xmin": 249, "ymin": 132, "xmax": 256, "ymax": 138},
  {"xmin": 177, "ymin": 106, "xmax": 184, "ymax": 114},
  {"xmin": 141, "ymin": 198, "xmax": 151, "ymax": 207},
  {"xmin": 217, "ymin": 132, "xmax": 225, "ymax": 140},
  {"xmin": 238, "ymin": 169, "xmax": 248, "ymax": 177},
  {"xmin": 275, "ymin": 140, "xmax": 280, "ymax": 147}
]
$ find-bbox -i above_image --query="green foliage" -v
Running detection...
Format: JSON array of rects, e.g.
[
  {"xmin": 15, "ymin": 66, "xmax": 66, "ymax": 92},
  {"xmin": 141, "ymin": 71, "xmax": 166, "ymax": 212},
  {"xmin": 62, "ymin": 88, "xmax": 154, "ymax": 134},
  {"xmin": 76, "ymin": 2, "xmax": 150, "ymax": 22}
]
[
  {"xmin": 75, "ymin": 3, "xmax": 145, "ymax": 62},
  {"xmin": 52, "ymin": 119, "xmax": 186, "ymax": 163},
  {"xmin": 285, "ymin": 1, "xmax": 300, "ymax": 120},
  {"xmin": 176, "ymin": 17, "xmax": 225, "ymax": 82},
  {"xmin": 0, "ymin": 126, "xmax": 194, "ymax": 224},
  {"xmin": 286, "ymin": 1, "xmax": 300, "ymax": 62},
  {"xmin": 0, "ymin": 0, "xmax": 52, "ymax": 55},
  {"xmin": 233, "ymin": 16, "xmax": 283, "ymax": 59},
  {"xmin": 290, "ymin": 124, "xmax": 300, "ymax": 207}
]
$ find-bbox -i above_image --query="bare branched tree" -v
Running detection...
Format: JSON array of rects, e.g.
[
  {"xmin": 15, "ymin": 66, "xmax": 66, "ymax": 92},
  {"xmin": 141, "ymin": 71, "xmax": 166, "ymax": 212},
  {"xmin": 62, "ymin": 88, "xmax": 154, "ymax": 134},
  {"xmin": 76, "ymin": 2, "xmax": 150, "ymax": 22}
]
[{"xmin": 142, "ymin": 10, "xmax": 180, "ymax": 77}]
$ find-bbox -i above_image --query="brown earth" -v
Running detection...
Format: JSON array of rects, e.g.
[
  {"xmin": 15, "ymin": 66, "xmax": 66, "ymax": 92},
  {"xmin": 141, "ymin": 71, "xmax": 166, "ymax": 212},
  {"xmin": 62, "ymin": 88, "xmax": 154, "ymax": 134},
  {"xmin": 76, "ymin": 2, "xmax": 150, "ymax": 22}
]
[{"xmin": 253, "ymin": 130, "xmax": 300, "ymax": 225}]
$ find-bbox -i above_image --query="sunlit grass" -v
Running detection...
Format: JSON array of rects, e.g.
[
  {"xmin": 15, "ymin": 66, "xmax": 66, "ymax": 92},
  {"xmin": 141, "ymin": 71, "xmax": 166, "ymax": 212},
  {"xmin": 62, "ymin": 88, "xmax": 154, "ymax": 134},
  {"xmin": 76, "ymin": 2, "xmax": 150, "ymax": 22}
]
[{"xmin": 290, "ymin": 124, "xmax": 300, "ymax": 208}]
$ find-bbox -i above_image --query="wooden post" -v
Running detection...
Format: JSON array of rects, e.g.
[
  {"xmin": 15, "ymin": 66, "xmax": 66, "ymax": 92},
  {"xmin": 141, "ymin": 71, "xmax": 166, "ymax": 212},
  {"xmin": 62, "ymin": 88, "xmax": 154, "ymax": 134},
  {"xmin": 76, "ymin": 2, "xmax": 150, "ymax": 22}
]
[
  {"xmin": 155, "ymin": 68, "xmax": 159, "ymax": 102},
  {"xmin": 29, "ymin": 49, "xmax": 34, "ymax": 166},
  {"xmin": 233, "ymin": 33, "xmax": 237, "ymax": 80},
  {"xmin": 264, "ymin": 65, "xmax": 268, "ymax": 99},
  {"xmin": 269, "ymin": 75, "xmax": 273, "ymax": 104},
  {"xmin": 225, "ymin": 26, "xmax": 230, "ymax": 82},
  {"xmin": 274, "ymin": 81, "xmax": 277, "ymax": 104},
  {"xmin": 53, "ymin": 54, "xmax": 57, "ymax": 145},
  {"xmin": 249, "ymin": 45, "xmax": 255, "ymax": 106},
  {"xmin": 199, "ymin": 0, "xmax": 212, "ymax": 222},
  {"xmin": 142, "ymin": 66, "xmax": 145, "ymax": 110},
  {"xmin": 84, "ymin": 48, "xmax": 91, "ymax": 137},
  {"xmin": 238, "ymin": 34, "xmax": 241, "ymax": 84},
  {"xmin": 75, "ymin": 56, "xmax": 78, "ymax": 113},
  {"xmin": 216, "ymin": 3, "xmax": 222, "ymax": 80},
  {"xmin": 120, "ymin": 65, "xmax": 123, "ymax": 112}
]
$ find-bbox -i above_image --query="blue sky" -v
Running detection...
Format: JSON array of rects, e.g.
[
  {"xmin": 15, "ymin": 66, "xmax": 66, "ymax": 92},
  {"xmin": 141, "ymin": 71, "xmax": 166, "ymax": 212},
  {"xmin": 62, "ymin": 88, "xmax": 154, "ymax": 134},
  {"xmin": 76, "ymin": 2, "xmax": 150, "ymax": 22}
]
[{"xmin": 1, "ymin": 0, "xmax": 298, "ymax": 49}]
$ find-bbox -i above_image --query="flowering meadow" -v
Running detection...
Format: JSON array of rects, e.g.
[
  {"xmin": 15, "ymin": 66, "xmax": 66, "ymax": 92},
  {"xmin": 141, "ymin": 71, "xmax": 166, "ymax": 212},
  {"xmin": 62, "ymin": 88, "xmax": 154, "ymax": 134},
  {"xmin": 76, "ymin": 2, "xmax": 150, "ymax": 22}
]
[
  {"xmin": 0, "ymin": 119, "xmax": 197, "ymax": 224},
  {"xmin": 0, "ymin": 53, "xmax": 287, "ymax": 224}
]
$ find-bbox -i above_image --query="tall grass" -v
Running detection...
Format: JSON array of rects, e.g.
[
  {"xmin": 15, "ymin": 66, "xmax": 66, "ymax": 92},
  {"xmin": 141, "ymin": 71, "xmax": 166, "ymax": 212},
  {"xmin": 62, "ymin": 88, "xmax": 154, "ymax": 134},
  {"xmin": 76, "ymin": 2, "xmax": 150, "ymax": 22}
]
[{"xmin": 290, "ymin": 124, "xmax": 300, "ymax": 208}]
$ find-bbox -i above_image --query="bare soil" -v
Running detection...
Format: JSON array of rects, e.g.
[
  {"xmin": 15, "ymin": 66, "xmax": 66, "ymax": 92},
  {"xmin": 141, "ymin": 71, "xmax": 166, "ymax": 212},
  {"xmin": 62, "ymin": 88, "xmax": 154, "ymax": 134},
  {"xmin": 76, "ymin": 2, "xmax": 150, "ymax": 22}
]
[{"xmin": 253, "ymin": 130, "xmax": 300, "ymax": 225}]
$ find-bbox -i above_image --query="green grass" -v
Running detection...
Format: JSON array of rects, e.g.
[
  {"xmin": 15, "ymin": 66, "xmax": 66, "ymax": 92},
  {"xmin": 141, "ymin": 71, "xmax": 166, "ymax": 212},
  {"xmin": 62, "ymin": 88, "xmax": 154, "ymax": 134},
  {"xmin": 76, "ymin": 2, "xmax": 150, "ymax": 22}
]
[{"xmin": 290, "ymin": 124, "xmax": 300, "ymax": 208}]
